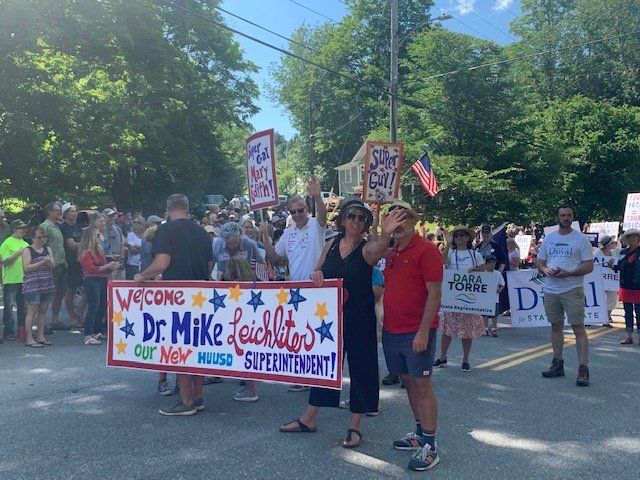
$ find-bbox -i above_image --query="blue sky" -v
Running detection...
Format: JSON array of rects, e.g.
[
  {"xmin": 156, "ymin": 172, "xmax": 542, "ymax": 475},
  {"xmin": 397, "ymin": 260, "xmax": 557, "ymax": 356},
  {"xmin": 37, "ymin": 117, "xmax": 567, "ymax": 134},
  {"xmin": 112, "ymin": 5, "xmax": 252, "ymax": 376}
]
[{"xmin": 220, "ymin": 0, "xmax": 522, "ymax": 139}]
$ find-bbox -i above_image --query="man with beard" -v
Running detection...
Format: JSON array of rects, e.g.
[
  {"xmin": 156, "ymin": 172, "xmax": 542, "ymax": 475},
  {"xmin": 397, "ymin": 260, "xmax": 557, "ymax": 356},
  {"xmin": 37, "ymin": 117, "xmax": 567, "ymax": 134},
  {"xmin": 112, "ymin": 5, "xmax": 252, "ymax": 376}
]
[{"xmin": 537, "ymin": 205, "xmax": 593, "ymax": 387}]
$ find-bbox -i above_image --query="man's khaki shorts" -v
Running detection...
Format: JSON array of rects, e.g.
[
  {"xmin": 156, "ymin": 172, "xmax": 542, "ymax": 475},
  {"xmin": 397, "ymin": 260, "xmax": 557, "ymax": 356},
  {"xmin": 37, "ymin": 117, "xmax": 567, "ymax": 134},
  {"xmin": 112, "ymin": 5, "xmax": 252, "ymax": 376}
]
[{"xmin": 543, "ymin": 286, "xmax": 585, "ymax": 326}]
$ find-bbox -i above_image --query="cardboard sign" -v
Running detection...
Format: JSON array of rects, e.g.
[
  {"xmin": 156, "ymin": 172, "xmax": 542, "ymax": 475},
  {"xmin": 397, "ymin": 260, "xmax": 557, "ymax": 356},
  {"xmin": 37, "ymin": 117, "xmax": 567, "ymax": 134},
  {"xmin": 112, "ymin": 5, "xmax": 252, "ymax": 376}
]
[
  {"xmin": 507, "ymin": 266, "xmax": 607, "ymax": 327},
  {"xmin": 623, "ymin": 193, "xmax": 640, "ymax": 230},
  {"xmin": 587, "ymin": 222, "xmax": 619, "ymax": 240},
  {"xmin": 515, "ymin": 235, "xmax": 532, "ymax": 260},
  {"xmin": 107, "ymin": 280, "xmax": 344, "ymax": 389},
  {"xmin": 585, "ymin": 232, "xmax": 599, "ymax": 247},
  {"xmin": 441, "ymin": 270, "xmax": 499, "ymax": 315},
  {"xmin": 246, "ymin": 129, "xmax": 278, "ymax": 210},
  {"xmin": 362, "ymin": 141, "xmax": 403, "ymax": 204},
  {"xmin": 594, "ymin": 252, "xmax": 619, "ymax": 292}
]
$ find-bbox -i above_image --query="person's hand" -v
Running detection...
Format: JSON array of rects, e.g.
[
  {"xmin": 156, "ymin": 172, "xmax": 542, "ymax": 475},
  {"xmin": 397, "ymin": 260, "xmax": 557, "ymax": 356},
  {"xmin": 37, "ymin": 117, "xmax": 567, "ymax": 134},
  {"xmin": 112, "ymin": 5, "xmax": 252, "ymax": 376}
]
[
  {"xmin": 412, "ymin": 330, "xmax": 428, "ymax": 353},
  {"xmin": 444, "ymin": 230, "xmax": 453, "ymax": 244},
  {"xmin": 380, "ymin": 207, "xmax": 406, "ymax": 235},
  {"xmin": 258, "ymin": 223, "xmax": 269, "ymax": 236},
  {"xmin": 133, "ymin": 273, "xmax": 145, "ymax": 283},
  {"xmin": 310, "ymin": 270, "xmax": 324, "ymax": 287},
  {"xmin": 607, "ymin": 258, "xmax": 614, "ymax": 268},
  {"xmin": 308, "ymin": 176, "xmax": 321, "ymax": 198}
]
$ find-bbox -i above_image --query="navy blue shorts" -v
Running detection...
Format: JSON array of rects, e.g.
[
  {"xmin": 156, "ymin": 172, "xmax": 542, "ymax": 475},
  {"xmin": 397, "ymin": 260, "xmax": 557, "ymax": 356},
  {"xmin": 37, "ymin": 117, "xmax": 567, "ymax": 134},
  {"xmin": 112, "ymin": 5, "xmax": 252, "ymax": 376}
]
[{"xmin": 382, "ymin": 328, "xmax": 437, "ymax": 378}]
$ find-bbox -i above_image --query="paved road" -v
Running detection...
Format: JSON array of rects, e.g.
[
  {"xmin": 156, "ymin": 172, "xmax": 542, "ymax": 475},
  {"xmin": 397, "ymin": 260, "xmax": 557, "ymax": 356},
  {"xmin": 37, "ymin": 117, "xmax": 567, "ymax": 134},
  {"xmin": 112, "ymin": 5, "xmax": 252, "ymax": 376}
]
[{"xmin": 1, "ymin": 309, "xmax": 638, "ymax": 480}]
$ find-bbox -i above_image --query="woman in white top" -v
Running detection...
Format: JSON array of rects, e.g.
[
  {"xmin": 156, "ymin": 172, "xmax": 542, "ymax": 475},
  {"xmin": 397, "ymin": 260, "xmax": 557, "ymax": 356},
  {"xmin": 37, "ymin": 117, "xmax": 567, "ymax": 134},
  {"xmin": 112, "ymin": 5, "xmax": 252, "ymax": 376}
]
[{"xmin": 434, "ymin": 225, "xmax": 486, "ymax": 372}]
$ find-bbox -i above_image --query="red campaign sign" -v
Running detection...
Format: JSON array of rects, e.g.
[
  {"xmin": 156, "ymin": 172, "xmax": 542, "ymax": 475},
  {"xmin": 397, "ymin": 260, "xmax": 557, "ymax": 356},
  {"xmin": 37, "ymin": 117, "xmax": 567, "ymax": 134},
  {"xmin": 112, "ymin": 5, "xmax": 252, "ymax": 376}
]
[
  {"xmin": 246, "ymin": 129, "xmax": 278, "ymax": 210},
  {"xmin": 107, "ymin": 279, "xmax": 344, "ymax": 389}
]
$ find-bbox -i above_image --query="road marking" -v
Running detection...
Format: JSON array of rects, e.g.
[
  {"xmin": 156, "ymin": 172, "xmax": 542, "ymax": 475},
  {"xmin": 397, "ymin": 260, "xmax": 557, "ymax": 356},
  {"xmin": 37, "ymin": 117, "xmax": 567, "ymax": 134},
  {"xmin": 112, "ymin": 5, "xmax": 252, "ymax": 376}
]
[{"xmin": 476, "ymin": 326, "xmax": 619, "ymax": 371}]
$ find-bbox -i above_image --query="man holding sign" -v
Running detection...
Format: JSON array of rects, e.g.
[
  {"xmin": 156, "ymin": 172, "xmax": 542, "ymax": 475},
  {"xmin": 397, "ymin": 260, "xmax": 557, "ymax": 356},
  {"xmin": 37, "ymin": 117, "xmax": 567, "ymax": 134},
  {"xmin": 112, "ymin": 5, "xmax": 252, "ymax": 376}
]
[{"xmin": 537, "ymin": 205, "xmax": 594, "ymax": 387}]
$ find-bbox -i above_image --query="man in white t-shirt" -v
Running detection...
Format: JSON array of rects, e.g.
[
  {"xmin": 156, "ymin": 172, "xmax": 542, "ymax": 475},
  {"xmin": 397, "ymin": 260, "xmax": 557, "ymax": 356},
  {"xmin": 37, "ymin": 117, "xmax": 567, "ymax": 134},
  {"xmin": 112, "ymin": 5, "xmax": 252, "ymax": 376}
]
[
  {"xmin": 260, "ymin": 177, "xmax": 326, "ymax": 392},
  {"xmin": 537, "ymin": 205, "xmax": 594, "ymax": 387}
]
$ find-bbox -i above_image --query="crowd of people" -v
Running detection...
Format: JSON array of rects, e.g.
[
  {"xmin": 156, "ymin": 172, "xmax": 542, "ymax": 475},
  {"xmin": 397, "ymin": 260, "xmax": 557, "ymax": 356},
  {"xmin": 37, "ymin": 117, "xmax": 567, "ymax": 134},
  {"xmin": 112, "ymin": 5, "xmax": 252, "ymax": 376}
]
[{"xmin": 1, "ymin": 189, "xmax": 639, "ymax": 473}]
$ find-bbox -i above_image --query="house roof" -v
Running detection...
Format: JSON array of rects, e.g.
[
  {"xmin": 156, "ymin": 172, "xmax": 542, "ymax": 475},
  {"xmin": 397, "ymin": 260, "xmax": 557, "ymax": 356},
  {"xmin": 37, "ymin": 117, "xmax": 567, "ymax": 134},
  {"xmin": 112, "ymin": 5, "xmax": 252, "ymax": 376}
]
[{"xmin": 334, "ymin": 141, "xmax": 367, "ymax": 170}]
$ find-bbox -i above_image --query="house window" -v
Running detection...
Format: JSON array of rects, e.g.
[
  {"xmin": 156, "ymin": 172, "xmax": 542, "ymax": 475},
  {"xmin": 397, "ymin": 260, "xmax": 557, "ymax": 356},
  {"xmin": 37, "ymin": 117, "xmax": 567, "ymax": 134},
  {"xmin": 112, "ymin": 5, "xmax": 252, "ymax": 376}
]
[{"xmin": 345, "ymin": 168, "xmax": 352, "ymax": 183}]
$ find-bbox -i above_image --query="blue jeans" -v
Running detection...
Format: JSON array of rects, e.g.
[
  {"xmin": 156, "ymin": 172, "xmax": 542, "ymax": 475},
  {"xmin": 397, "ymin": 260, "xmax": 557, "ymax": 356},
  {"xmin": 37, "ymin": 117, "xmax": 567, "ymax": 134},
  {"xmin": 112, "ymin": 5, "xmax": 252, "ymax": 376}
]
[
  {"xmin": 3, "ymin": 283, "xmax": 26, "ymax": 337},
  {"xmin": 623, "ymin": 302, "xmax": 640, "ymax": 333},
  {"xmin": 84, "ymin": 277, "xmax": 107, "ymax": 336}
]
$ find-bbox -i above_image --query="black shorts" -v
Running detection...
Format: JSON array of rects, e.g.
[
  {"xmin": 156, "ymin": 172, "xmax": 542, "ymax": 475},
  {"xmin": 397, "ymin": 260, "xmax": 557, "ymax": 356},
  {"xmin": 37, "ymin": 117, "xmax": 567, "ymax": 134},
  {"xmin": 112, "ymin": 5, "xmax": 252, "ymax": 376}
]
[{"xmin": 382, "ymin": 328, "xmax": 437, "ymax": 378}]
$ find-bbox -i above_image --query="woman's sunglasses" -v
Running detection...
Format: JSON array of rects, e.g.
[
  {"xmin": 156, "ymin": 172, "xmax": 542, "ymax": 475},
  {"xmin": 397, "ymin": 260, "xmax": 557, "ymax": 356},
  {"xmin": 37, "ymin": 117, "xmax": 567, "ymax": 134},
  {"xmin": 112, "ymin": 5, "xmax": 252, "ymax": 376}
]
[{"xmin": 346, "ymin": 212, "xmax": 367, "ymax": 222}]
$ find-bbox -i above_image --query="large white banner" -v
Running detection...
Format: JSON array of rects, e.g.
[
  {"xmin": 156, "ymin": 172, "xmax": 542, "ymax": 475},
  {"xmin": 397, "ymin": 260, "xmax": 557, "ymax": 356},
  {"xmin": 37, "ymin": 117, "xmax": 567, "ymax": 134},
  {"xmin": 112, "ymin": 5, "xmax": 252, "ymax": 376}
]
[
  {"xmin": 507, "ymin": 266, "xmax": 607, "ymax": 327},
  {"xmin": 587, "ymin": 222, "xmax": 619, "ymax": 240},
  {"xmin": 107, "ymin": 280, "xmax": 344, "ymax": 389},
  {"xmin": 623, "ymin": 193, "xmax": 640, "ymax": 230},
  {"xmin": 441, "ymin": 270, "xmax": 499, "ymax": 315}
]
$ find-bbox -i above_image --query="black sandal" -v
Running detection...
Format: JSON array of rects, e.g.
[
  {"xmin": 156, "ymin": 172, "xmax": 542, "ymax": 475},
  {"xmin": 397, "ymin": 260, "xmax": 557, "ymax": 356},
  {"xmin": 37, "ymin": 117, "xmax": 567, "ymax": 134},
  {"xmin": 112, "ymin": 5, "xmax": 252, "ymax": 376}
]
[
  {"xmin": 342, "ymin": 428, "xmax": 362, "ymax": 448},
  {"xmin": 279, "ymin": 418, "xmax": 317, "ymax": 433}
]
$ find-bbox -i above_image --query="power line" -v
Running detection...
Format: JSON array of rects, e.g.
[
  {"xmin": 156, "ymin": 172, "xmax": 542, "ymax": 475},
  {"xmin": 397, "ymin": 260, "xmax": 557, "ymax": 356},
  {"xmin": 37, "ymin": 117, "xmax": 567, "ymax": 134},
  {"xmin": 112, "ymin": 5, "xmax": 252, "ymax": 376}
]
[
  {"xmin": 450, "ymin": 16, "xmax": 496, "ymax": 43},
  {"xmin": 492, "ymin": 0, "xmax": 520, "ymax": 18},
  {"xmin": 216, "ymin": 5, "xmax": 321, "ymax": 55},
  {"xmin": 287, "ymin": 0, "xmax": 337, "ymax": 23},
  {"xmin": 466, "ymin": 8, "xmax": 517, "ymax": 41},
  {"xmin": 418, "ymin": 29, "xmax": 640, "ymax": 82}
]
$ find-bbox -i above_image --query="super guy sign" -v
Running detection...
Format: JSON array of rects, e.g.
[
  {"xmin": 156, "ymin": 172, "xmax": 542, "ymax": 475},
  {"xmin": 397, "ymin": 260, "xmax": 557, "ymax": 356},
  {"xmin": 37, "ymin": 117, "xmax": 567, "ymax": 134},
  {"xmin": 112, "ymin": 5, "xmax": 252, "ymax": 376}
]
[
  {"xmin": 246, "ymin": 129, "xmax": 278, "ymax": 210},
  {"xmin": 440, "ymin": 270, "xmax": 499, "ymax": 315},
  {"xmin": 362, "ymin": 141, "xmax": 404, "ymax": 204},
  {"xmin": 107, "ymin": 280, "xmax": 344, "ymax": 389}
]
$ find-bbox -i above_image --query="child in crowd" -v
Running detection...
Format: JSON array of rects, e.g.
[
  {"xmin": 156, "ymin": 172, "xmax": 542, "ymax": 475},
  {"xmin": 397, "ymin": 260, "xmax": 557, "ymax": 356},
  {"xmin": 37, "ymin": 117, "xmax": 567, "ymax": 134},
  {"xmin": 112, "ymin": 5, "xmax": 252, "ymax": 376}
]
[{"xmin": 483, "ymin": 255, "xmax": 505, "ymax": 337}]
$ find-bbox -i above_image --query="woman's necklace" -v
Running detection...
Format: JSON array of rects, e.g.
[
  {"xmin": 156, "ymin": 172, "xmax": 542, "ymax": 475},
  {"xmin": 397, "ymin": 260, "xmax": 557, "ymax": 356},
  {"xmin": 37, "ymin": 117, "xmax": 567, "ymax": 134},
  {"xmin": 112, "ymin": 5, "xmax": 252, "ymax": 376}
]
[{"xmin": 341, "ymin": 238, "xmax": 358, "ymax": 248}]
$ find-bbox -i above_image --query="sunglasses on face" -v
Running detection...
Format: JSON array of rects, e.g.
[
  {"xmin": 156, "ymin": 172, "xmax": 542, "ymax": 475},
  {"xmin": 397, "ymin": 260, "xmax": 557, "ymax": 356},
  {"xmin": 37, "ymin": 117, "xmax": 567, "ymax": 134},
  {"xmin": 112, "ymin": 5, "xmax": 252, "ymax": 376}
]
[
  {"xmin": 453, "ymin": 233, "xmax": 468, "ymax": 238},
  {"xmin": 291, "ymin": 208, "xmax": 306, "ymax": 215},
  {"xmin": 346, "ymin": 212, "xmax": 367, "ymax": 222}
]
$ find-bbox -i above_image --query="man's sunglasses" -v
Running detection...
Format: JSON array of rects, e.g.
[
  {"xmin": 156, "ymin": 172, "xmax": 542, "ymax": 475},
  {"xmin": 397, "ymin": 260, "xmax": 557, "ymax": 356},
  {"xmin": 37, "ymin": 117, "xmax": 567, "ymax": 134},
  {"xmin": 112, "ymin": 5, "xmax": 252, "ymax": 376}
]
[
  {"xmin": 291, "ymin": 208, "xmax": 306, "ymax": 215},
  {"xmin": 453, "ymin": 232, "xmax": 469, "ymax": 238},
  {"xmin": 346, "ymin": 213, "xmax": 367, "ymax": 222}
]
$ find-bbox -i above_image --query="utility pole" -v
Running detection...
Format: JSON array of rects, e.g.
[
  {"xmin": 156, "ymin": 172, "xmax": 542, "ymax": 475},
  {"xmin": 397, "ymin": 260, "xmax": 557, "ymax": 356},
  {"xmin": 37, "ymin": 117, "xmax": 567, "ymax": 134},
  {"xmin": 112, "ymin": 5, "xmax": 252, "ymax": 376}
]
[{"xmin": 390, "ymin": 0, "xmax": 399, "ymax": 143}]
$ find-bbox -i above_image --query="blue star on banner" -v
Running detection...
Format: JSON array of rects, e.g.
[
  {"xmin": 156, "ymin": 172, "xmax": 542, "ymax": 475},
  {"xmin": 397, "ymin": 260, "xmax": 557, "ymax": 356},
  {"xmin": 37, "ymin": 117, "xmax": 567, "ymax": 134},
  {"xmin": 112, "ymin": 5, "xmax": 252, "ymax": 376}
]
[
  {"xmin": 119, "ymin": 318, "xmax": 135, "ymax": 339},
  {"xmin": 314, "ymin": 320, "xmax": 334, "ymax": 344},
  {"xmin": 209, "ymin": 289, "xmax": 227, "ymax": 313},
  {"xmin": 288, "ymin": 288, "xmax": 307, "ymax": 311},
  {"xmin": 247, "ymin": 290, "xmax": 265, "ymax": 313}
]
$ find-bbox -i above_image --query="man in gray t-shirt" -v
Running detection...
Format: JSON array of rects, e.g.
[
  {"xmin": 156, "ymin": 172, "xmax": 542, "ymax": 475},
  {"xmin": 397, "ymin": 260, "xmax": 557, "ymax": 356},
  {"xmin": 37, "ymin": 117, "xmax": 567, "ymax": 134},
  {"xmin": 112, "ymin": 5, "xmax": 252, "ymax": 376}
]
[{"xmin": 537, "ymin": 205, "xmax": 594, "ymax": 387}]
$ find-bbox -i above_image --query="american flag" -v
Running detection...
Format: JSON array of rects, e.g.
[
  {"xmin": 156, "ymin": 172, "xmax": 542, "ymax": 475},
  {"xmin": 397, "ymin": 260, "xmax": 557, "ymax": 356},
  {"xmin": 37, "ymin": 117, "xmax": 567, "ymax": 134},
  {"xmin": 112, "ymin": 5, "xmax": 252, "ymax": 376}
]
[{"xmin": 411, "ymin": 151, "xmax": 439, "ymax": 197}]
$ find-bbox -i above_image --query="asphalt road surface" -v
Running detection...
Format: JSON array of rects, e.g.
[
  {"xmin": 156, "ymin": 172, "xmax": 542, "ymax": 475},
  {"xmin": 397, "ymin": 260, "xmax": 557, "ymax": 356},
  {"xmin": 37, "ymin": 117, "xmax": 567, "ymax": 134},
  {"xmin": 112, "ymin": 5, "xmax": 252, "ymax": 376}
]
[{"xmin": 1, "ymin": 308, "xmax": 638, "ymax": 480}]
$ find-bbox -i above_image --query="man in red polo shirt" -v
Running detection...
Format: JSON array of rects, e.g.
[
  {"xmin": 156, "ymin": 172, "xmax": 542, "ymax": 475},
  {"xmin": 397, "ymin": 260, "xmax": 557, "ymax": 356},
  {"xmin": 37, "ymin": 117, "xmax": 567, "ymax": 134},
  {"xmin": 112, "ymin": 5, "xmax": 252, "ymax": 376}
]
[{"xmin": 382, "ymin": 199, "xmax": 443, "ymax": 472}]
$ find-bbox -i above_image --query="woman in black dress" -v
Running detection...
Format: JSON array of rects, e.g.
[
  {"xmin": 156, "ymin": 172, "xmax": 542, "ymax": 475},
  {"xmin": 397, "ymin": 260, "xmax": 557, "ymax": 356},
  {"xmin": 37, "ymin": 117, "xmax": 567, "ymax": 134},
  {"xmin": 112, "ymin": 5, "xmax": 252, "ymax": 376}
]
[{"xmin": 279, "ymin": 199, "xmax": 406, "ymax": 448}]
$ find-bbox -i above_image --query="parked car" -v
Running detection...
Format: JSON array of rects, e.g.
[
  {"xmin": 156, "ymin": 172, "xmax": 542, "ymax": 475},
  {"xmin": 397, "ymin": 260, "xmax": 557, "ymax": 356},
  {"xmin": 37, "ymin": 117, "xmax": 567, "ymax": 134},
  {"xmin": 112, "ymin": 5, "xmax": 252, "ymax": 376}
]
[
  {"xmin": 204, "ymin": 194, "xmax": 227, "ymax": 209},
  {"xmin": 321, "ymin": 191, "xmax": 342, "ymax": 212}
]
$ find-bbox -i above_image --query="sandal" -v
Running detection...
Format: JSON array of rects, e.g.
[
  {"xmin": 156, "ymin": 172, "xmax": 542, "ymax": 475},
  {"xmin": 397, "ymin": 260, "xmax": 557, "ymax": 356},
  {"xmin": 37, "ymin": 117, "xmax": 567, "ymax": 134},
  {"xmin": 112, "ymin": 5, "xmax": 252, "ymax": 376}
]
[
  {"xmin": 26, "ymin": 342, "xmax": 44, "ymax": 348},
  {"xmin": 36, "ymin": 338, "xmax": 53, "ymax": 345},
  {"xmin": 342, "ymin": 428, "xmax": 362, "ymax": 449},
  {"xmin": 279, "ymin": 418, "xmax": 317, "ymax": 433}
]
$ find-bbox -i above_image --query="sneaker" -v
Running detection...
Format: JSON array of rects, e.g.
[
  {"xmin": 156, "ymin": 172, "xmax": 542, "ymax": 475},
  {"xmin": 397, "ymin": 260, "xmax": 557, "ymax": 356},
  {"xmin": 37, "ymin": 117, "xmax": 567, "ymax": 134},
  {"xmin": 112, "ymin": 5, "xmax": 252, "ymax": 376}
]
[
  {"xmin": 339, "ymin": 399, "xmax": 350, "ymax": 409},
  {"xmin": 432, "ymin": 358, "xmax": 447, "ymax": 368},
  {"xmin": 461, "ymin": 362, "xmax": 471, "ymax": 372},
  {"xmin": 92, "ymin": 333, "xmax": 106, "ymax": 340},
  {"xmin": 287, "ymin": 384, "xmax": 310, "ymax": 392},
  {"xmin": 193, "ymin": 398, "xmax": 205, "ymax": 411},
  {"xmin": 157, "ymin": 380, "xmax": 173, "ymax": 396},
  {"xmin": 542, "ymin": 357, "xmax": 565, "ymax": 378},
  {"xmin": 365, "ymin": 410, "xmax": 380, "ymax": 417},
  {"xmin": 381, "ymin": 373, "xmax": 400, "ymax": 385},
  {"xmin": 233, "ymin": 388, "xmax": 259, "ymax": 402},
  {"xmin": 4, "ymin": 335, "xmax": 15, "ymax": 341},
  {"xmin": 159, "ymin": 400, "xmax": 197, "ymax": 416},
  {"xmin": 576, "ymin": 364, "xmax": 590, "ymax": 387},
  {"xmin": 393, "ymin": 432, "xmax": 425, "ymax": 451},
  {"xmin": 84, "ymin": 336, "xmax": 101, "ymax": 345},
  {"xmin": 408, "ymin": 443, "xmax": 440, "ymax": 471}
]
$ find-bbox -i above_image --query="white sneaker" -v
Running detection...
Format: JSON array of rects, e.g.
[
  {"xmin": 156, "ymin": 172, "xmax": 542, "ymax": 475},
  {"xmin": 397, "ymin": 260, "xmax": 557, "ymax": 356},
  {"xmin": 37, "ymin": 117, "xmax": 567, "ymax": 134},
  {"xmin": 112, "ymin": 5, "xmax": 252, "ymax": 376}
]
[{"xmin": 84, "ymin": 336, "xmax": 102, "ymax": 345}]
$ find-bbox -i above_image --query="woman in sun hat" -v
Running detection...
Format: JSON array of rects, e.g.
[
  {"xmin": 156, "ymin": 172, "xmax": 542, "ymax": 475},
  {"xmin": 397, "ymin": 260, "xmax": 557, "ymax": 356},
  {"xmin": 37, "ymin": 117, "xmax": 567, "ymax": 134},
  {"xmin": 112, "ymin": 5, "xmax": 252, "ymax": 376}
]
[
  {"xmin": 434, "ymin": 225, "xmax": 485, "ymax": 372},
  {"xmin": 615, "ymin": 229, "xmax": 640, "ymax": 344}
]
